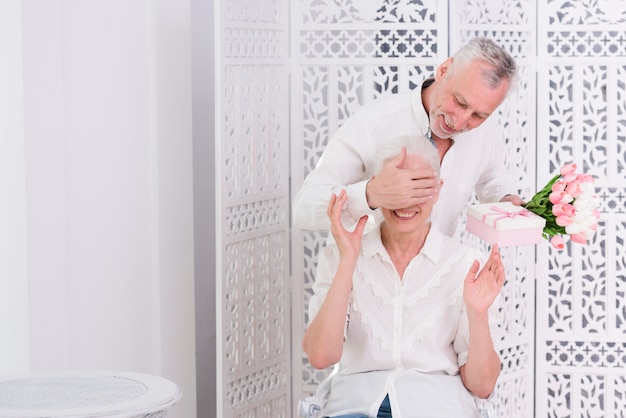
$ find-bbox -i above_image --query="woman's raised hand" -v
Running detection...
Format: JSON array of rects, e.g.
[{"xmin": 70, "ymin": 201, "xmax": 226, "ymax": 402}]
[
  {"xmin": 327, "ymin": 190, "xmax": 368, "ymax": 263},
  {"xmin": 463, "ymin": 244, "xmax": 506, "ymax": 316}
]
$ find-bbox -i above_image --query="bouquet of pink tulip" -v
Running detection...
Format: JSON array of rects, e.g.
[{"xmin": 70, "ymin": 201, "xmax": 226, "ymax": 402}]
[{"xmin": 523, "ymin": 163, "xmax": 601, "ymax": 250}]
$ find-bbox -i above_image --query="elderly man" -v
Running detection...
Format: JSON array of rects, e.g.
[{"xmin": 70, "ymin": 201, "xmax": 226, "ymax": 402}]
[{"xmin": 293, "ymin": 37, "xmax": 522, "ymax": 237}]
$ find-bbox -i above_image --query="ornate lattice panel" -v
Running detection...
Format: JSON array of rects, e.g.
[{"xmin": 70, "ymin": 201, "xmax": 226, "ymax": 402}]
[
  {"xmin": 450, "ymin": 1, "xmax": 537, "ymax": 416},
  {"xmin": 535, "ymin": 1, "xmax": 626, "ymax": 417},
  {"xmin": 291, "ymin": 1, "xmax": 536, "ymax": 416},
  {"xmin": 291, "ymin": 2, "xmax": 448, "ymax": 412},
  {"xmin": 218, "ymin": 0, "xmax": 291, "ymax": 417}
]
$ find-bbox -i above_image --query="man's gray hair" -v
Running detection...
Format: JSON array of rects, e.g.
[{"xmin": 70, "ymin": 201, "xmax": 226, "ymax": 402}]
[
  {"xmin": 450, "ymin": 37, "xmax": 517, "ymax": 89},
  {"xmin": 373, "ymin": 135, "xmax": 440, "ymax": 177}
]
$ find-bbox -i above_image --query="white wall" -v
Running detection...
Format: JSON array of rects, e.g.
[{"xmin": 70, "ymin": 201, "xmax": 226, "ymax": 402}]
[
  {"xmin": 151, "ymin": 1, "xmax": 197, "ymax": 417},
  {"xmin": 12, "ymin": 0, "xmax": 196, "ymax": 416},
  {"xmin": 0, "ymin": 0, "xmax": 30, "ymax": 376}
]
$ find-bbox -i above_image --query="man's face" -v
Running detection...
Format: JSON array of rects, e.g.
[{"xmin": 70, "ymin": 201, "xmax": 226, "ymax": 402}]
[{"xmin": 428, "ymin": 58, "xmax": 510, "ymax": 139}]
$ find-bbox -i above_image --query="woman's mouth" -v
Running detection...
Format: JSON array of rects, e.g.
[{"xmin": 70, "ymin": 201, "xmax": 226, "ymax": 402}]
[{"xmin": 394, "ymin": 210, "xmax": 418, "ymax": 220}]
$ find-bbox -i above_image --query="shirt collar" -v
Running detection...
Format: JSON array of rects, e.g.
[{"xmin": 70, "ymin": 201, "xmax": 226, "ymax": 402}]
[
  {"xmin": 362, "ymin": 224, "xmax": 385, "ymax": 259},
  {"xmin": 411, "ymin": 78, "xmax": 434, "ymax": 138},
  {"xmin": 362, "ymin": 222, "xmax": 446, "ymax": 265}
]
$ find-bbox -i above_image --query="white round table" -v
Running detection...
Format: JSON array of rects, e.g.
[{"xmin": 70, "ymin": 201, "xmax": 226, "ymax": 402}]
[{"xmin": 0, "ymin": 371, "xmax": 182, "ymax": 418}]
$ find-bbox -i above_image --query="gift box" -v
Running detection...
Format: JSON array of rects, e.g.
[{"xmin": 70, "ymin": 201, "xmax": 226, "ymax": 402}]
[{"xmin": 466, "ymin": 202, "xmax": 547, "ymax": 247}]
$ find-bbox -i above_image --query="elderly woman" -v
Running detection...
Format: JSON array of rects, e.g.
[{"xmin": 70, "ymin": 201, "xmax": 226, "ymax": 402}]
[{"xmin": 302, "ymin": 135, "xmax": 505, "ymax": 418}]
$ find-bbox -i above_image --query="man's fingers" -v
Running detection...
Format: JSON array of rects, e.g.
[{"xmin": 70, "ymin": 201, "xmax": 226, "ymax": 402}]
[
  {"xmin": 500, "ymin": 194, "xmax": 525, "ymax": 206},
  {"xmin": 408, "ymin": 182, "xmax": 439, "ymax": 195},
  {"xmin": 405, "ymin": 169, "xmax": 440, "ymax": 197},
  {"xmin": 407, "ymin": 167, "xmax": 437, "ymax": 181}
]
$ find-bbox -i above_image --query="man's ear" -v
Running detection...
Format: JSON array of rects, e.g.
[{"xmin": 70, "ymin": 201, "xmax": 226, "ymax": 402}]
[{"xmin": 435, "ymin": 57, "xmax": 453, "ymax": 80}]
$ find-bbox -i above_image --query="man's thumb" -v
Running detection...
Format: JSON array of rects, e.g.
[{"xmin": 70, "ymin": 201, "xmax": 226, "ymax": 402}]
[{"xmin": 390, "ymin": 146, "xmax": 407, "ymax": 168}]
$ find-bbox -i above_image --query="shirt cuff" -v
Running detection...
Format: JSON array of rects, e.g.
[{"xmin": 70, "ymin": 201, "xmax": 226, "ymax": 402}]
[{"xmin": 345, "ymin": 179, "xmax": 377, "ymax": 221}]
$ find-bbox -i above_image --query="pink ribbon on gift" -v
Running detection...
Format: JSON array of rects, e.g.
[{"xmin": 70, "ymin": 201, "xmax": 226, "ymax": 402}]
[{"xmin": 481, "ymin": 205, "xmax": 532, "ymax": 227}]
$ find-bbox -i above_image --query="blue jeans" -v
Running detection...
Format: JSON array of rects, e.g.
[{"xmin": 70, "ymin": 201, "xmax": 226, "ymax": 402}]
[{"xmin": 329, "ymin": 394, "xmax": 392, "ymax": 418}]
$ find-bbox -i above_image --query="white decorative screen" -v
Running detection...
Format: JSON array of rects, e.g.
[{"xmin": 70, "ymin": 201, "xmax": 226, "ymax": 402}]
[
  {"xmin": 290, "ymin": 1, "xmax": 448, "ymax": 412},
  {"xmin": 449, "ymin": 3, "xmax": 537, "ymax": 417},
  {"xmin": 535, "ymin": 1, "xmax": 626, "ymax": 417},
  {"xmin": 214, "ymin": 0, "xmax": 625, "ymax": 416},
  {"xmin": 218, "ymin": 0, "xmax": 291, "ymax": 417}
]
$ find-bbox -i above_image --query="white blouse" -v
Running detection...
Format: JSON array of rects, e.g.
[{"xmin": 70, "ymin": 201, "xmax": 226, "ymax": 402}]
[{"xmin": 308, "ymin": 226, "xmax": 492, "ymax": 418}]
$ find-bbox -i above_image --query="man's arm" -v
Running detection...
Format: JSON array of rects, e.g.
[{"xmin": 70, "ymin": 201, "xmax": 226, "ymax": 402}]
[
  {"xmin": 292, "ymin": 118, "xmax": 376, "ymax": 230},
  {"xmin": 473, "ymin": 118, "xmax": 522, "ymax": 205},
  {"xmin": 293, "ymin": 121, "xmax": 439, "ymax": 231}
]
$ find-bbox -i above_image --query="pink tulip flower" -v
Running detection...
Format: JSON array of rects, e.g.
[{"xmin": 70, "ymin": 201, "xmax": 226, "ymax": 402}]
[
  {"xmin": 563, "ymin": 203, "xmax": 575, "ymax": 216},
  {"xmin": 552, "ymin": 180, "xmax": 566, "ymax": 193},
  {"xmin": 551, "ymin": 235, "xmax": 565, "ymax": 250},
  {"xmin": 565, "ymin": 182, "xmax": 581, "ymax": 198},
  {"xmin": 553, "ymin": 203, "xmax": 575, "ymax": 217},
  {"xmin": 549, "ymin": 191, "xmax": 565, "ymax": 204},
  {"xmin": 553, "ymin": 204, "xmax": 564, "ymax": 216},
  {"xmin": 563, "ymin": 173, "xmax": 578, "ymax": 183},
  {"xmin": 570, "ymin": 233, "xmax": 587, "ymax": 244},
  {"xmin": 560, "ymin": 163, "xmax": 577, "ymax": 176},
  {"xmin": 556, "ymin": 215, "xmax": 573, "ymax": 227}
]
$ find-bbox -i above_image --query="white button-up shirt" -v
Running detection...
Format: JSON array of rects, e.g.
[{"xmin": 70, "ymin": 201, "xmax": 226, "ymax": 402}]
[
  {"xmin": 308, "ymin": 227, "xmax": 489, "ymax": 417},
  {"xmin": 293, "ymin": 80, "xmax": 515, "ymax": 237}
]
